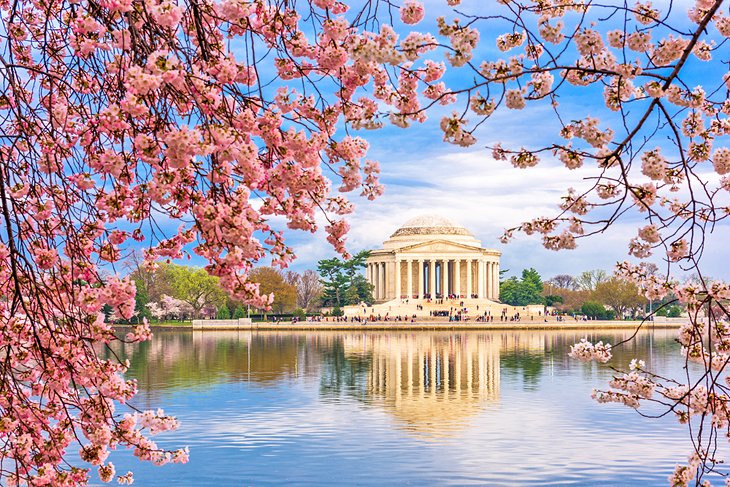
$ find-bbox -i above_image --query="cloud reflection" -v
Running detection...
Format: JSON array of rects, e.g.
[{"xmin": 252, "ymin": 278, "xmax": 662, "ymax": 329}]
[{"xmin": 101, "ymin": 329, "xmax": 729, "ymax": 486}]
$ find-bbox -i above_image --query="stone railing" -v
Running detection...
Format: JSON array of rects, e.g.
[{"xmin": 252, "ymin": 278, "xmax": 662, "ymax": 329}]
[
  {"xmin": 652, "ymin": 317, "xmax": 688, "ymax": 324},
  {"xmin": 192, "ymin": 318, "xmax": 253, "ymax": 329}
]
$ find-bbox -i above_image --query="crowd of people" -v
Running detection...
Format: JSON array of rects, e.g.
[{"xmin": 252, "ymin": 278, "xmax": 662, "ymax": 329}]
[
  {"xmin": 259, "ymin": 300, "xmax": 595, "ymax": 325},
  {"xmin": 267, "ymin": 311, "xmax": 610, "ymax": 324}
]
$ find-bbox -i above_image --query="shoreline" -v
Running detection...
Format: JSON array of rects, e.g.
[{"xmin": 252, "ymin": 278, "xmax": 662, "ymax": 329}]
[{"xmin": 117, "ymin": 319, "xmax": 684, "ymax": 332}]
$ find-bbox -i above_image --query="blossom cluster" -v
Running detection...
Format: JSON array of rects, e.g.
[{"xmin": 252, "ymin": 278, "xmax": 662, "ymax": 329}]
[
  {"xmin": 0, "ymin": 0, "xmax": 494, "ymax": 482},
  {"xmin": 5, "ymin": 0, "xmax": 730, "ymax": 483},
  {"xmin": 569, "ymin": 339, "xmax": 613, "ymax": 363}
]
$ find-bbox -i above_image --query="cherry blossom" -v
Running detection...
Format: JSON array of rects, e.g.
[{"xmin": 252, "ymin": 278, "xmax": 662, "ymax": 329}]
[
  {"xmin": 400, "ymin": 1, "xmax": 425, "ymax": 25},
  {"xmin": 569, "ymin": 339, "xmax": 613, "ymax": 363},
  {"xmin": 4, "ymin": 0, "xmax": 730, "ymax": 484}
]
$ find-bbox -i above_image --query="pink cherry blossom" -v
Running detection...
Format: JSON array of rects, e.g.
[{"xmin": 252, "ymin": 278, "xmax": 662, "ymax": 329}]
[
  {"xmin": 400, "ymin": 1, "xmax": 425, "ymax": 25},
  {"xmin": 4, "ymin": 0, "xmax": 730, "ymax": 484},
  {"xmin": 569, "ymin": 339, "xmax": 613, "ymax": 363}
]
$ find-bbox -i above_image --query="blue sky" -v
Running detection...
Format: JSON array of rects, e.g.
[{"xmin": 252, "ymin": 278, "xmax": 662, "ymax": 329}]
[
  {"xmin": 267, "ymin": 0, "xmax": 730, "ymax": 281},
  {"xmin": 142, "ymin": 0, "xmax": 730, "ymax": 283}
]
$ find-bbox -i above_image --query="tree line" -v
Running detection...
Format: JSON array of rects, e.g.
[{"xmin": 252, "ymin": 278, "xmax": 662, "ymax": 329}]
[
  {"xmin": 125, "ymin": 254, "xmax": 324, "ymax": 321},
  {"xmin": 500, "ymin": 267, "xmax": 682, "ymax": 319},
  {"xmin": 125, "ymin": 252, "xmax": 681, "ymax": 323},
  {"xmin": 121, "ymin": 250, "xmax": 374, "ymax": 322}
]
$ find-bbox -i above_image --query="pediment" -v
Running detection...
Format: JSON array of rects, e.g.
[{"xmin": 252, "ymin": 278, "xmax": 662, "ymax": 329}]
[{"xmin": 396, "ymin": 239, "xmax": 484, "ymax": 254}]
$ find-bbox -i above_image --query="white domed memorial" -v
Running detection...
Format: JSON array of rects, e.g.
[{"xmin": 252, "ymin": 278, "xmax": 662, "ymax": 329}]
[{"xmin": 366, "ymin": 215, "xmax": 501, "ymax": 303}]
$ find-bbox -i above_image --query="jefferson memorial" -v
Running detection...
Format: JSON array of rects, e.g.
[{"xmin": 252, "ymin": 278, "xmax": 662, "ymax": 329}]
[{"xmin": 365, "ymin": 215, "xmax": 501, "ymax": 303}]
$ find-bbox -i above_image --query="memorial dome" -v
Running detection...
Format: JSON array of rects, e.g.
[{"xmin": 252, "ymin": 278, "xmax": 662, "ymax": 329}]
[
  {"xmin": 366, "ymin": 213, "xmax": 501, "ymax": 303},
  {"xmin": 391, "ymin": 214, "xmax": 472, "ymax": 238},
  {"xmin": 382, "ymin": 214, "xmax": 481, "ymax": 250}
]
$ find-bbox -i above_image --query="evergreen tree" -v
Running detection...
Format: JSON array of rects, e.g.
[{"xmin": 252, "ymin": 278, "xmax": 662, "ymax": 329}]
[
  {"xmin": 499, "ymin": 268, "xmax": 545, "ymax": 306},
  {"xmin": 233, "ymin": 306, "xmax": 247, "ymax": 319},
  {"xmin": 318, "ymin": 250, "xmax": 372, "ymax": 307},
  {"xmin": 581, "ymin": 301, "xmax": 613, "ymax": 320},
  {"xmin": 217, "ymin": 304, "xmax": 230, "ymax": 320},
  {"xmin": 344, "ymin": 274, "xmax": 374, "ymax": 305}
]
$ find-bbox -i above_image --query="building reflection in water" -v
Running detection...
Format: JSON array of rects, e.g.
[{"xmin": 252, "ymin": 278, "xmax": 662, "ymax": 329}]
[
  {"xmin": 339, "ymin": 333, "xmax": 500, "ymax": 437},
  {"xmin": 106, "ymin": 329, "xmax": 678, "ymax": 436}
]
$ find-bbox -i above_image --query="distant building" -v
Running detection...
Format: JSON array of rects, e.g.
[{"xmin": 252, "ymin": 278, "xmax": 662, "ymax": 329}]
[{"xmin": 366, "ymin": 215, "xmax": 501, "ymax": 303}]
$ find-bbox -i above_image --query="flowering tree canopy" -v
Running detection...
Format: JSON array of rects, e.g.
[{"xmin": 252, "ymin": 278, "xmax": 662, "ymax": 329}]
[{"xmin": 1, "ymin": 0, "xmax": 730, "ymax": 484}]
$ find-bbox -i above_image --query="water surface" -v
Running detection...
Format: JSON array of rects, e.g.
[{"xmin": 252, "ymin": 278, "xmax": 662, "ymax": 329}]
[{"xmin": 97, "ymin": 328, "xmax": 706, "ymax": 485}]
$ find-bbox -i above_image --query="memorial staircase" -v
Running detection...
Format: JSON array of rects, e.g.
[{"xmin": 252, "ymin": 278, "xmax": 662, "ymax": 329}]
[{"xmin": 343, "ymin": 296, "xmax": 521, "ymax": 320}]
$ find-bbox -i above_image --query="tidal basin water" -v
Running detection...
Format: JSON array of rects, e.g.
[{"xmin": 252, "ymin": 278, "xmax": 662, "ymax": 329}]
[{"xmin": 97, "ymin": 328, "xmax": 706, "ymax": 486}]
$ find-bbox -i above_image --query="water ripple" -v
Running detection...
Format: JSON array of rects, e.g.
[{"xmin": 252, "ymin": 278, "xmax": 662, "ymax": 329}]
[{"xmin": 87, "ymin": 329, "xmax": 726, "ymax": 486}]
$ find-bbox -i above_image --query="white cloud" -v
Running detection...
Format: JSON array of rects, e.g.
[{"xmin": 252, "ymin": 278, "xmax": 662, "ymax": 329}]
[{"xmin": 283, "ymin": 141, "xmax": 729, "ymax": 281}]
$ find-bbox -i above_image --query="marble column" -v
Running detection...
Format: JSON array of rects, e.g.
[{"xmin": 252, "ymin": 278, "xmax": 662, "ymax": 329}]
[
  {"xmin": 482, "ymin": 261, "xmax": 489, "ymax": 298},
  {"xmin": 384, "ymin": 261, "xmax": 389, "ymax": 301},
  {"xmin": 477, "ymin": 260, "xmax": 484, "ymax": 299},
  {"xmin": 371, "ymin": 263, "xmax": 375, "ymax": 297},
  {"xmin": 492, "ymin": 261, "xmax": 498, "ymax": 299},
  {"xmin": 483, "ymin": 261, "xmax": 488, "ymax": 299},
  {"xmin": 486, "ymin": 262, "xmax": 492, "ymax": 299},
  {"xmin": 370, "ymin": 263, "xmax": 375, "ymax": 291},
  {"xmin": 493, "ymin": 262, "xmax": 498, "ymax": 299},
  {"xmin": 454, "ymin": 259, "xmax": 461, "ymax": 298},
  {"xmin": 485, "ymin": 261, "xmax": 489, "ymax": 299},
  {"xmin": 466, "ymin": 259, "xmax": 472, "ymax": 299},
  {"xmin": 484, "ymin": 261, "xmax": 489, "ymax": 300},
  {"xmin": 407, "ymin": 260, "xmax": 413, "ymax": 300},
  {"xmin": 380, "ymin": 262, "xmax": 386, "ymax": 300},
  {"xmin": 372, "ymin": 262, "xmax": 378, "ymax": 300},
  {"xmin": 441, "ymin": 259, "xmax": 449, "ymax": 297},
  {"xmin": 372, "ymin": 262, "xmax": 377, "ymax": 300},
  {"xmin": 484, "ymin": 261, "xmax": 489, "ymax": 299},
  {"xmin": 394, "ymin": 259, "xmax": 401, "ymax": 300},
  {"xmin": 429, "ymin": 259, "xmax": 436, "ymax": 299},
  {"xmin": 418, "ymin": 259, "xmax": 424, "ymax": 299}
]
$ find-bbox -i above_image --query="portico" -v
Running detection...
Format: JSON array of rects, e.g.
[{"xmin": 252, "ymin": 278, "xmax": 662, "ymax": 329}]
[{"xmin": 366, "ymin": 215, "xmax": 501, "ymax": 302}]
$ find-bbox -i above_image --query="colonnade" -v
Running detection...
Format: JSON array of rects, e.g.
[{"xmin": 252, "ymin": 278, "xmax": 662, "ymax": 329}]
[
  {"xmin": 365, "ymin": 257, "xmax": 499, "ymax": 302},
  {"xmin": 342, "ymin": 334, "xmax": 500, "ymax": 434},
  {"xmin": 367, "ymin": 336, "xmax": 500, "ymax": 400}
]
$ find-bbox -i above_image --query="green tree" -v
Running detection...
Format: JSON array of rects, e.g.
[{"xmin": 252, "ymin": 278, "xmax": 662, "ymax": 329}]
[
  {"xmin": 318, "ymin": 258, "xmax": 349, "ymax": 307},
  {"xmin": 249, "ymin": 267, "xmax": 298, "ymax": 314},
  {"xmin": 592, "ymin": 278, "xmax": 645, "ymax": 318},
  {"xmin": 166, "ymin": 265, "xmax": 227, "ymax": 318},
  {"xmin": 217, "ymin": 304, "xmax": 230, "ymax": 320},
  {"xmin": 344, "ymin": 274, "xmax": 374, "ymax": 305},
  {"xmin": 656, "ymin": 305, "xmax": 682, "ymax": 318},
  {"xmin": 576, "ymin": 269, "xmax": 609, "ymax": 292},
  {"xmin": 499, "ymin": 268, "xmax": 545, "ymax": 306},
  {"xmin": 133, "ymin": 284, "xmax": 152, "ymax": 323},
  {"xmin": 233, "ymin": 306, "xmax": 247, "ymax": 319},
  {"xmin": 581, "ymin": 301, "xmax": 610, "ymax": 319},
  {"xmin": 667, "ymin": 306, "xmax": 682, "ymax": 318},
  {"xmin": 318, "ymin": 250, "xmax": 371, "ymax": 307},
  {"xmin": 499, "ymin": 277, "xmax": 521, "ymax": 306},
  {"xmin": 544, "ymin": 295, "xmax": 564, "ymax": 307}
]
